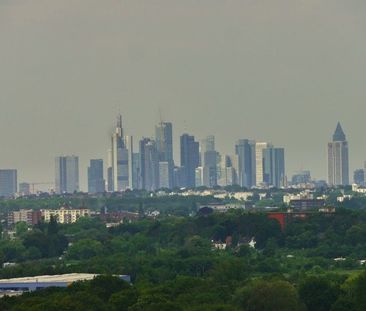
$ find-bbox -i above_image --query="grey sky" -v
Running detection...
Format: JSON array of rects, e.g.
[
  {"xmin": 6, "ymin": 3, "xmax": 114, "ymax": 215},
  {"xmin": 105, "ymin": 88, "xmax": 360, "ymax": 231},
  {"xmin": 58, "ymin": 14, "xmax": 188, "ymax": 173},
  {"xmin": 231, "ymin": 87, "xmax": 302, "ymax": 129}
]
[{"xmin": 1, "ymin": 0, "xmax": 366, "ymax": 190}]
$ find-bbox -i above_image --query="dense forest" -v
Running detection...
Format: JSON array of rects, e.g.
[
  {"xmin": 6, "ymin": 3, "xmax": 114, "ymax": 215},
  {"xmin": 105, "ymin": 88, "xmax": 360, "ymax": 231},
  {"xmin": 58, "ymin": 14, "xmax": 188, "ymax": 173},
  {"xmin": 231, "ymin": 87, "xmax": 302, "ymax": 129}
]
[{"xmin": 1, "ymin": 207, "xmax": 366, "ymax": 310}]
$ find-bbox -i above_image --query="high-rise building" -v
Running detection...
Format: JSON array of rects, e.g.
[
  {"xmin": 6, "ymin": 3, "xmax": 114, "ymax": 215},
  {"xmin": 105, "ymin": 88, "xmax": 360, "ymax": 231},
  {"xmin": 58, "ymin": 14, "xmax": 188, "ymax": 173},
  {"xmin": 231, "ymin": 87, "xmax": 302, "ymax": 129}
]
[
  {"xmin": 0, "ymin": 169, "xmax": 17, "ymax": 197},
  {"xmin": 353, "ymin": 169, "xmax": 365, "ymax": 186},
  {"xmin": 327, "ymin": 122, "xmax": 349, "ymax": 186},
  {"xmin": 19, "ymin": 182, "xmax": 31, "ymax": 196},
  {"xmin": 111, "ymin": 115, "xmax": 131, "ymax": 192},
  {"xmin": 139, "ymin": 138, "xmax": 159, "ymax": 191},
  {"xmin": 132, "ymin": 153, "xmax": 140, "ymax": 190},
  {"xmin": 156, "ymin": 122, "xmax": 174, "ymax": 188},
  {"xmin": 55, "ymin": 156, "xmax": 79, "ymax": 194},
  {"xmin": 235, "ymin": 139, "xmax": 256, "ymax": 188},
  {"xmin": 218, "ymin": 155, "xmax": 236, "ymax": 187},
  {"xmin": 263, "ymin": 147, "xmax": 285, "ymax": 188},
  {"xmin": 88, "ymin": 159, "xmax": 105, "ymax": 193},
  {"xmin": 180, "ymin": 134, "xmax": 199, "ymax": 188},
  {"xmin": 107, "ymin": 149, "xmax": 113, "ymax": 192},
  {"xmin": 201, "ymin": 135, "xmax": 218, "ymax": 187},
  {"xmin": 291, "ymin": 170, "xmax": 311, "ymax": 185},
  {"xmin": 255, "ymin": 142, "xmax": 272, "ymax": 186}
]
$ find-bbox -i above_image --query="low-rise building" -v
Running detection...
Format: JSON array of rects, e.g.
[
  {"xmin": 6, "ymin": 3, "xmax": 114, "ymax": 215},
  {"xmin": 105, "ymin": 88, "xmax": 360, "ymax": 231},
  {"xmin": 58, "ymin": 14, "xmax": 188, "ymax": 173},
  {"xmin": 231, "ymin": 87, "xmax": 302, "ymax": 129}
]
[
  {"xmin": 8, "ymin": 210, "xmax": 42, "ymax": 226},
  {"xmin": 41, "ymin": 207, "xmax": 90, "ymax": 224}
]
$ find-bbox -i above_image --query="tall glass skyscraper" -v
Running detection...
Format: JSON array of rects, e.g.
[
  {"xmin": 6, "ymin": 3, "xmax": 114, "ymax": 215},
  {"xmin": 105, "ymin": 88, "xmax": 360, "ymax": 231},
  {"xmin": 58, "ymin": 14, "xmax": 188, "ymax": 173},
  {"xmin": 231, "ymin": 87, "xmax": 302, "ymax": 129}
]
[
  {"xmin": 235, "ymin": 139, "xmax": 256, "ymax": 188},
  {"xmin": 111, "ymin": 115, "xmax": 131, "ymax": 191},
  {"xmin": 155, "ymin": 122, "xmax": 174, "ymax": 188},
  {"xmin": 263, "ymin": 147, "xmax": 285, "ymax": 188},
  {"xmin": 87, "ymin": 159, "xmax": 105, "ymax": 193},
  {"xmin": 0, "ymin": 169, "xmax": 17, "ymax": 197},
  {"xmin": 328, "ymin": 122, "xmax": 349, "ymax": 186},
  {"xmin": 180, "ymin": 134, "xmax": 199, "ymax": 188},
  {"xmin": 55, "ymin": 156, "xmax": 79, "ymax": 194},
  {"xmin": 139, "ymin": 138, "xmax": 159, "ymax": 191}
]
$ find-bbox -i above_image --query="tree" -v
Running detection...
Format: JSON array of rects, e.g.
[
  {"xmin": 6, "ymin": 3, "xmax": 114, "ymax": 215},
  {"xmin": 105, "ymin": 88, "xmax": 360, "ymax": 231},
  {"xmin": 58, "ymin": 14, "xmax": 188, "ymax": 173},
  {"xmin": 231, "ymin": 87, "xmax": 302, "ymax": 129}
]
[
  {"xmin": 299, "ymin": 276, "xmax": 339, "ymax": 311},
  {"xmin": 15, "ymin": 222, "xmax": 28, "ymax": 237},
  {"xmin": 234, "ymin": 280, "xmax": 303, "ymax": 311}
]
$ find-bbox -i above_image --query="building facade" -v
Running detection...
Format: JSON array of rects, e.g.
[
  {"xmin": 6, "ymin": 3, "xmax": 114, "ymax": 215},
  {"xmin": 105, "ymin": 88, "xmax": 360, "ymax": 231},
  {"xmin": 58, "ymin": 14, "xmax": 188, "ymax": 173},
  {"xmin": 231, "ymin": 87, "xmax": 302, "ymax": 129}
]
[
  {"xmin": 0, "ymin": 169, "xmax": 17, "ymax": 198},
  {"xmin": 55, "ymin": 156, "xmax": 79, "ymax": 194},
  {"xmin": 180, "ymin": 134, "xmax": 200, "ymax": 188},
  {"xmin": 327, "ymin": 123, "xmax": 349, "ymax": 186},
  {"xmin": 87, "ymin": 159, "xmax": 105, "ymax": 193}
]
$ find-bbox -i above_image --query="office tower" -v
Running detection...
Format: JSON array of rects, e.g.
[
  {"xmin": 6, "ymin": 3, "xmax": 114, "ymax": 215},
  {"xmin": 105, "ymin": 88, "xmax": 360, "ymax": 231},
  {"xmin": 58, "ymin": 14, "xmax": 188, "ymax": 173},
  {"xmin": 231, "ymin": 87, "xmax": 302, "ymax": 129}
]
[
  {"xmin": 354, "ymin": 169, "xmax": 365, "ymax": 186},
  {"xmin": 55, "ymin": 156, "xmax": 79, "ymax": 194},
  {"xmin": 158, "ymin": 162, "xmax": 170, "ymax": 189},
  {"xmin": 88, "ymin": 159, "xmax": 105, "ymax": 193},
  {"xmin": 111, "ymin": 115, "xmax": 132, "ymax": 191},
  {"xmin": 125, "ymin": 135, "xmax": 134, "ymax": 189},
  {"xmin": 0, "ymin": 169, "xmax": 17, "ymax": 197},
  {"xmin": 180, "ymin": 134, "xmax": 200, "ymax": 188},
  {"xmin": 255, "ymin": 142, "xmax": 272, "ymax": 186},
  {"xmin": 19, "ymin": 183, "xmax": 31, "ymax": 196},
  {"xmin": 327, "ymin": 122, "xmax": 349, "ymax": 186},
  {"xmin": 263, "ymin": 147, "xmax": 285, "ymax": 188},
  {"xmin": 291, "ymin": 170, "xmax": 311, "ymax": 185},
  {"xmin": 139, "ymin": 138, "xmax": 159, "ymax": 191},
  {"xmin": 218, "ymin": 155, "xmax": 236, "ymax": 187},
  {"xmin": 132, "ymin": 153, "xmax": 140, "ymax": 190},
  {"xmin": 107, "ymin": 149, "xmax": 113, "ymax": 192},
  {"xmin": 235, "ymin": 139, "xmax": 256, "ymax": 188},
  {"xmin": 195, "ymin": 167, "xmax": 203, "ymax": 187},
  {"xmin": 201, "ymin": 135, "xmax": 218, "ymax": 187},
  {"xmin": 156, "ymin": 122, "xmax": 174, "ymax": 188}
]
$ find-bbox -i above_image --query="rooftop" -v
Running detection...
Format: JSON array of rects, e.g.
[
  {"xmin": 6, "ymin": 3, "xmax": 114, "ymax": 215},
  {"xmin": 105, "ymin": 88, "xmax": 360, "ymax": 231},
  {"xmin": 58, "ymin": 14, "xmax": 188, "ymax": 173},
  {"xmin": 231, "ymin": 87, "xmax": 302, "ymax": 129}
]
[{"xmin": 0, "ymin": 273, "xmax": 99, "ymax": 284}]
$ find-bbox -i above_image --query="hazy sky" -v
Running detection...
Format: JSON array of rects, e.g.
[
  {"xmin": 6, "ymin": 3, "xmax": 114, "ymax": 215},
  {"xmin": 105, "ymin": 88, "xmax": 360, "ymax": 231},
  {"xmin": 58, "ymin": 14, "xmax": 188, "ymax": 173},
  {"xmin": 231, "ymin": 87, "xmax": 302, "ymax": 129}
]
[{"xmin": 1, "ymin": 0, "xmax": 366, "ymax": 191}]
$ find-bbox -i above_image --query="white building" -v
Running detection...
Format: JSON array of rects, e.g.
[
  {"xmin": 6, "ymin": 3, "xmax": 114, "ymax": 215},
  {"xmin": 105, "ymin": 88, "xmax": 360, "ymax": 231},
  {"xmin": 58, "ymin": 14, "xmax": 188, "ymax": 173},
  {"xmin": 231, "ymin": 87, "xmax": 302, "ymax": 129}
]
[{"xmin": 41, "ymin": 208, "xmax": 90, "ymax": 224}]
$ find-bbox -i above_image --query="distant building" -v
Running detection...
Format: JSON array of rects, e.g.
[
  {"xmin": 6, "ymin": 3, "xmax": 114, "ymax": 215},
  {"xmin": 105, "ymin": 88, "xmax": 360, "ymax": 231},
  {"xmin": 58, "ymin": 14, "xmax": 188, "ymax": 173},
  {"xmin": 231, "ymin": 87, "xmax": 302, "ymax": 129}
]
[
  {"xmin": 328, "ymin": 122, "xmax": 349, "ymax": 186},
  {"xmin": 180, "ymin": 134, "xmax": 199, "ymax": 188},
  {"xmin": 290, "ymin": 199, "xmax": 325, "ymax": 210},
  {"xmin": 88, "ymin": 159, "xmax": 105, "ymax": 193},
  {"xmin": 291, "ymin": 171, "xmax": 311, "ymax": 185},
  {"xmin": 111, "ymin": 115, "xmax": 131, "ymax": 191},
  {"xmin": 18, "ymin": 183, "xmax": 30, "ymax": 196},
  {"xmin": 55, "ymin": 156, "xmax": 79, "ymax": 194},
  {"xmin": 235, "ymin": 140, "xmax": 256, "ymax": 188},
  {"xmin": 41, "ymin": 208, "xmax": 90, "ymax": 224},
  {"xmin": 354, "ymin": 169, "xmax": 365, "ymax": 186},
  {"xmin": 8, "ymin": 210, "xmax": 41, "ymax": 226},
  {"xmin": 0, "ymin": 169, "xmax": 17, "ymax": 198},
  {"xmin": 156, "ymin": 122, "xmax": 174, "ymax": 188},
  {"xmin": 139, "ymin": 138, "xmax": 159, "ymax": 191},
  {"xmin": 255, "ymin": 142, "xmax": 272, "ymax": 186},
  {"xmin": 263, "ymin": 147, "xmax": 285, "ymax": 188},
  {"xmin": 0, "ymin": 274, "xmax": 130, "ymax": 295},
  {"xmin": 201, "ymin": 136, "xmax": 218, "ymax": 188}
]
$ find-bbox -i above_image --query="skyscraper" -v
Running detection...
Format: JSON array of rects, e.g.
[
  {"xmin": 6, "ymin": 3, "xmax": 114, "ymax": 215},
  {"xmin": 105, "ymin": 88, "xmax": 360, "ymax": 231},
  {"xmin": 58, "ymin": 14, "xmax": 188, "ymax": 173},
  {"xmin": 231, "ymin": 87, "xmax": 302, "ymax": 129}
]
[
  {"xmin": 0, "ymin": 169, "xmax": 17, "ymax": 197},
  {"xmin": 255, "ymin": 142, "xmax": 272, "ymax": 186},
  {"xmin": 263, "ymin": 147, "xmax": 285, "ymax": 188},
  {"xmin": 327, "ymin": 122, "xmax": 349, "ymax": 186},
  {"xmin": 139, "ymin": 138, "xmax": 159, "ymax": 191},
  {"xmin": 55, "ymin": 156, "xmax": 79, "ymax": 194},
  {"xmin": 180, "ymin": 134, "xmax": 199, "ymax": 188},
  {"xmin": 201, "ymin": 135, "xmax": 218, "ymax": 187},
  {"xmin": 235, "ymin": 139, "xmax": 256, "ymax": 188},
  {"xmin": 111, "ymin": 115, "xmax": 131, "ymax": 191},
  {"xmin": 88, "ymin": 159, "xmax": 105, "ymax": 193},
  {"xmin": 156, "ymin": 122, "xmax": 174, "ymax": 188}
]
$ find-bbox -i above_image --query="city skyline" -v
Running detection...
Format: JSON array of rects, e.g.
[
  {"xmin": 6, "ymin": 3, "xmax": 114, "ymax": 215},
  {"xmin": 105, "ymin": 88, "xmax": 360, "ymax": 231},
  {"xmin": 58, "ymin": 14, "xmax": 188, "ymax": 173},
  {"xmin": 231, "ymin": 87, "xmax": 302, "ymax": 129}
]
[
  {"xmin": 0, "ymin": 116, "xmax": 361, "ymax": 192},
  {"xmin": 1, "ymin": 1, "xmax": 366, "ymax": 190}
]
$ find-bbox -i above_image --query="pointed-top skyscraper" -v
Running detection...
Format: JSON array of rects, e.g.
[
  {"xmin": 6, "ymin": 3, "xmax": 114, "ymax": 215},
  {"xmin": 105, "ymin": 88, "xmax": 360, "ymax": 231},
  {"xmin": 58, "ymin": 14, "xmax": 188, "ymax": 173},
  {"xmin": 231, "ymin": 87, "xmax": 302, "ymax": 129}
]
[
  {"xmin": 328, "ymin": 122, "xmax": 349, "ymax": 186},
  {"xmin": 111, "ymin": 114, "xmax": 133, "ymax": 191},
  {"xmin": 333, "ymin": 122, "xmax": 346, "ymax": 142}
]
